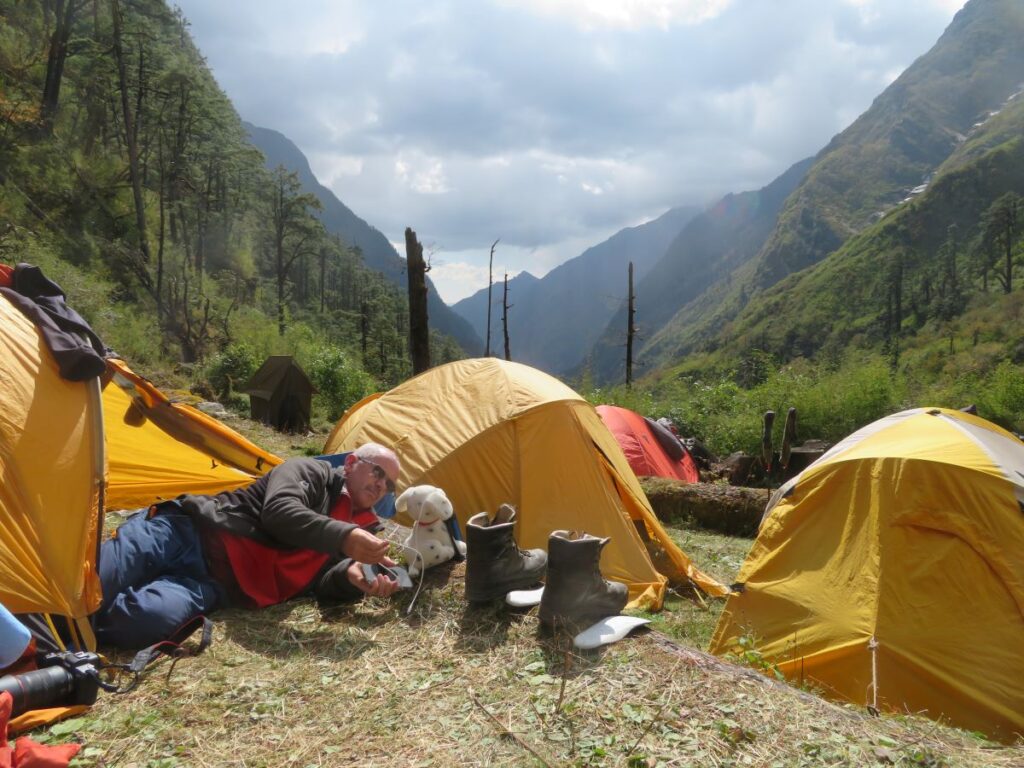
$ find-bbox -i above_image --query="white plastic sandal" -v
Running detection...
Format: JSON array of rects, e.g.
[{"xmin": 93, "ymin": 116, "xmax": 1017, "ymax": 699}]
[
  {"xmin": 505, "ymin": 586, "xmax": 545, "ymax": 607},
  {"xmin": 573, "ymin": 615, "xmax": 651, "ymax": 649}
]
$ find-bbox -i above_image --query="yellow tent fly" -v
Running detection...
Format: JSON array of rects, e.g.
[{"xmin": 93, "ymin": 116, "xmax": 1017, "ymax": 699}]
[
  {"xmin": 710, "ymin": 407, "xmax": 1024, "ymax": 742},
  {"xmin": 324, "ymin": 358, "xmax": 727, "ymax": 608},
  {"xmin": 0, "ymin": 292, "xmax": 280, "ymax": 651}
]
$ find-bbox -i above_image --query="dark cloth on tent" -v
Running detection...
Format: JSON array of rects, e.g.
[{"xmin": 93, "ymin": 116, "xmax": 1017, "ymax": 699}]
[
  {"xmin": 644, "ymin": 417, "xmax": 687, "ymax": 463},
  {"xmin": 0, "ymin": 264, "xmax": 109, "ymax": 381}
]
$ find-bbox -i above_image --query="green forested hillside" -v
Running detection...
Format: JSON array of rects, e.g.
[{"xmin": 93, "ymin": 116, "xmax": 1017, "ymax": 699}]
[
  {"xmin": 0, "ymin": 0, "xmax": 458, "ymax": 419},
  {"xmin": 617, "ymin": 120, "xmax": 1024, "ymax": 447},
  {"xmin": 749, "ymin": 0, "xmax": 1024, "ymax": 290},
  {"xmin": 593, "ymin": 0, "xmax": 1024, "ymax": 438}
]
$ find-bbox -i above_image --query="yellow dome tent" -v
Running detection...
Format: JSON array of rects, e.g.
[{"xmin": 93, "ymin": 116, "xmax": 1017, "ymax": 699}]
[
  {"xmin": 324, "ymin": 358, "xmax": 727, "ymax": 608},
  {"xmin": 1, "ymin": 291, "xmax": 106, "ymax": 647},
  {"xmin": 103, "ymin": 358, "xmax": 281, "ymax": 509},
  {"xmin": 709, "ymin": 407, "xmax": 1024, "ymax": 741},
  {"xmin": 0, "ymin": 292, "xmax": 280, "ymax": 651}
]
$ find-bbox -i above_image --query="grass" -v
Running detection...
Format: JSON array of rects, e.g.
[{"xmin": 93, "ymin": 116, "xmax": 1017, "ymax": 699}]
[
  {"xmin": 40, "ymin": 419, "xmax": 1022, "ymax": 766},
  {"xmin": 42, "ymin": 518, "xmax": 1021, "ymax": 766}
]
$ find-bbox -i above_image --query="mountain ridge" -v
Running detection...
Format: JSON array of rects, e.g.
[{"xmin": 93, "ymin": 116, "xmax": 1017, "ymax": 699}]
[
  {"xmin": 244, "ymin": 122, "xmax": 483, "ymax": 355},
  {"xmin": 620, "ymin": 0, "xmax": 1024, "ymax": 378},
  {"xmin": 451, "ymin": 205, "xmax": 698, "ymax": 374}
]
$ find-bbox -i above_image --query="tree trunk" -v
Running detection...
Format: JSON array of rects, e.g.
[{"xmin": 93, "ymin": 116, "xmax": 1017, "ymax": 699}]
[
  {"xmin": 626, "ymin": 261, "xmax": 635, "ymax": 386},
  {"xmin": 319, "ymin": 247, "xmax": 327, "ymax": 313},
  {"xmin": 405, "ymin": 227, "xmax": 431, "ymax": 374},
  {"xmin": 111, "ymin": 0, "xmax": 153, "ymax": 268},
  {"xmin": 361, "ymin": 301, "xmax": 369, "ymax": 358},
  {"xmin": 485, "ymin": 239, "xmax": 498, "ymax": 356},
  {"xmin": 40, "ymin": 0, "xmax": 81, "ymax": 134},
  {"xmin": 502, "ymin": 271, "xmax": 511, "ymax": 361}
]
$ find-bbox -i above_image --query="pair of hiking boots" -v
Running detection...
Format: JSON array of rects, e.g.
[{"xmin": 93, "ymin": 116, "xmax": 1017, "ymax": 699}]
[{"xmin": 464, "ymin": 505, "xmax": 627, "ymax": 634}]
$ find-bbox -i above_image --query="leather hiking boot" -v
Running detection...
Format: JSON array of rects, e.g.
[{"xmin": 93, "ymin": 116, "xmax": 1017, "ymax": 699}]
[
  {"xmin": 465, "ymin": 504, "xmax": 547, "ymax": 603},
  {"xmin": 538, "ymin": 530, "xmax": 628, "ymax": 635}
]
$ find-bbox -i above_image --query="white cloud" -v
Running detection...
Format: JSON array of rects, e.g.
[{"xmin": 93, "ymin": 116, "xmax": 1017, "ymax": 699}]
[
  {"xmin": 394, "ymin": 153, "xmax": 450, "ymax": 195},
  {"xmin": 498, "ymin": 0, "xmax": 734, "ymax": 30},
  {"xmin": 307, "ymin": 152, "xmax": 364, "ymax": 185},
  {"xmin": 174, "ymin": 0, "xmax": 963, "ymax": 304}
]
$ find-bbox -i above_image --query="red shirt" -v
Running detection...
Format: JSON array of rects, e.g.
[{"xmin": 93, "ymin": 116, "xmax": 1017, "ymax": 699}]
[{"xmin": 218, "ymin": 492, "xmax": 379, "ymax": 608}]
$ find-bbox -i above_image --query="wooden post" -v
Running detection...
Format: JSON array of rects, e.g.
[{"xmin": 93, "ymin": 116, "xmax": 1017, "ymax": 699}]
[
  {"xmin": 761, "ymin": 410, "xmax": 775, "ymax": 473},
  {"xmin": 405, "ymin": 227, "xmax": 431, "ymax": 374},
  {"xmin": 502, "ymin": 271, "xmax": 512, "ymax": 361},
  {"xmin": 625, "ymin": 261, "xmax": 635, "ymax": 386},
  {"xmin": 780, "ymin": 407, "xmax": 797, "ymax": 470}
]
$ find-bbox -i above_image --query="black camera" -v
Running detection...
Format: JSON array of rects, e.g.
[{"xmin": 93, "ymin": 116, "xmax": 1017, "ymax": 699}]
[{"xmin": 0, "ymin": 651, "xmax": 102, "ymax": 718}]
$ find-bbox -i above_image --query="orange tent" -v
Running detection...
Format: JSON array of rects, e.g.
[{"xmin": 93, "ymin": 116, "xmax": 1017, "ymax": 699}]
[{"xmin": 596, "ymin": 405, "xmax": 698, "ymax": 483}]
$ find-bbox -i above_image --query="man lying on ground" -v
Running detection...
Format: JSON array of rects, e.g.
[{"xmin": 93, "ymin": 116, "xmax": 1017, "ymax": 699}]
[{"xmin": 94, "ymin": 443, "xmax": 401, "ymax": 649}]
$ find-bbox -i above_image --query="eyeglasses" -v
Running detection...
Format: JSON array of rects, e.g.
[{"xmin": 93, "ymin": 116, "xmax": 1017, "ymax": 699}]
[{"xmin": 359, "ymin": 458, "xmax": 396, "ymax": 493}]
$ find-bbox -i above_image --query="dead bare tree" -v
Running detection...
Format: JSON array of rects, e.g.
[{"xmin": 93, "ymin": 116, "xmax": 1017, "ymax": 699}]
[
  {"xmin": 485, "ymin": 238, "xmax": 498, "ymax": 356},
  {"xmin": 502, "ymin": 271, "xmax": 512, "ymax": 361},
  {"xmin": 405, "ymin": 227, "xmax": 431, "ymax": 374},
  {"xmin": 626, "ymin": 261, "xmax": 635, "ymax": 386}
]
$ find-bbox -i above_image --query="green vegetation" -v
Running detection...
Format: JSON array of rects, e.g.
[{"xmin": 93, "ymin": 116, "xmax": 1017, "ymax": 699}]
[
  {"xmin": 0, "ymin": 0, "xmax": 460, "ymax": 423},
  {"xmin": 585, "ymin": 345, "xmax": 1024, "ymax": 457}
]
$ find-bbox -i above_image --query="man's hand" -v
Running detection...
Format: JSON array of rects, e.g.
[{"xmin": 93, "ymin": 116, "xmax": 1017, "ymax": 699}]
[
  {"xmin": 346, "ymin": 557, "xmax": 400, "ymax": 598},
  {"xmin": 341, "ymin": 528, "xmax": 390, "ymax": 563}
]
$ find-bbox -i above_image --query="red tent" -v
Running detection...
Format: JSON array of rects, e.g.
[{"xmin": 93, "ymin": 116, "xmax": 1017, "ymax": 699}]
[{"xmin": 596, "ymin": 405, "xmax": 699, "ymax": 483}]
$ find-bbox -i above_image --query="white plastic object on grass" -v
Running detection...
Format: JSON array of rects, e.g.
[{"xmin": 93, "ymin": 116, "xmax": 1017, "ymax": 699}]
[
  {"xmin": 573, "ymin": 616, "xmax": 651, "ymax": 650},
  {"xmin": 505, "ymin": 586, "xmax": 545, "ymax": 607}
]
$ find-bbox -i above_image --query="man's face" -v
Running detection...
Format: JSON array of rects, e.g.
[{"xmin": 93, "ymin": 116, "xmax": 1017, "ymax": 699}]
[{"xmin": 346, "ymin": 454, "xmax": 400, "ymax": 510}]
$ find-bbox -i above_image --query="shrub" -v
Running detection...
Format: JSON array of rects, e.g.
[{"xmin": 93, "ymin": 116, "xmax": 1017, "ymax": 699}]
[
  {"xmin": 976, "ymin": 361, "xmax": 1024, "ymax": 432},
  {"xmin": 307, "ymin": 346, "xmax": 377, "ymax": 421},
  {"xmin": 204, "ymin": 343, "xmax": 259, "ymax": 399}
]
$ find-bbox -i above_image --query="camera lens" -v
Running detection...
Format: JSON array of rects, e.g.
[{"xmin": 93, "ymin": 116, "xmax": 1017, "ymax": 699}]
[{"xmin": 0, "ymin": 666, "xmax": 77, "ymax": 718}]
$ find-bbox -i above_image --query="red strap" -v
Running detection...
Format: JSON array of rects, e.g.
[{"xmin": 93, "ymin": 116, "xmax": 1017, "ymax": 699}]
[{"xmin": 0, "ymin": 264, "xmax": 13, "ymax": 289}]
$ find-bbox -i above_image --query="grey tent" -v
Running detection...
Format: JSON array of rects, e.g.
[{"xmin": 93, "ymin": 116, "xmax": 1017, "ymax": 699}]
[{"xmin": 244, "ymin": 356, "xmax": 316, "ymax": 432}]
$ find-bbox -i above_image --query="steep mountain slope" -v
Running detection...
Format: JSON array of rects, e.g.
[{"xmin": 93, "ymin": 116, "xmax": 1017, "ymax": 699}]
[
  {"xmin": 245, "ymin": 123, "xmax": 483, "ymax": 355},
  {"xmin": 752, "ymin": 0, "xmax": 1024, "ymax": 289},
  {"xmin": 639, "ymin": 0, "xmax": 1024, "ymax": 373},
  {"xmin": 588, "ymin": 158, "xmax": 811, "ymax": 382},
  {"xmin": 688, "ymin": 99, "xmax": 1024, "ymax": 369},
  {"xmin": 451, "ymin": 206, "xmax": 698, "ymax": 374}
]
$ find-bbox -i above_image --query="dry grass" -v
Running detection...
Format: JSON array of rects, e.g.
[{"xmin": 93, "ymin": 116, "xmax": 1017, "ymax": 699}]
[
  {"xmin": 42, "ymin": 538, "xmax": 1023, "ymax": 768},
  {"xmin": 52, "ymin": 420, "xmax": 1020, "ymax": 766}
]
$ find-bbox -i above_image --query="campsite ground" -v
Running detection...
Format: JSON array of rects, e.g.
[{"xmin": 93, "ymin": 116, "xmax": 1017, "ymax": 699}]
[{"xmin": 49, "ymin": 426, "xmax": 1024, "ymax": 767}]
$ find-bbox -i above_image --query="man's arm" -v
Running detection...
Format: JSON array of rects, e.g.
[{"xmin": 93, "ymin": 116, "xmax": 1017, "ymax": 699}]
[{"xmin": 259, "ymin": 459, "xmax": 353, "ymax": 553}]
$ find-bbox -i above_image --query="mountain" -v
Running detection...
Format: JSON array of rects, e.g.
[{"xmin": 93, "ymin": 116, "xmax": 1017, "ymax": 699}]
[
  {"xmin": 685, "ymin": 85, "xmax": 1024, "ymax": 370},
  {"xmin": 627, "ymin": 0, "xmax": 1024, "ymax": 376},
  {"xmin": 244, "ymin": 123, "xmax": 483, "ymax": 355},
  {"xmin": 451, "ymin": 205, "xmax": 698, "ymax": 374},
  {"xmin": 587, "ymin": 157, "xmax": 812, "ymax": 383}
]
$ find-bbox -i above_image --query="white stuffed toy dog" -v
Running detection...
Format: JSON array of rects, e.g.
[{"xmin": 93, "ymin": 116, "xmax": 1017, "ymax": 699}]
[{"xmin": 395, "ymin": 485, "xmax": 467, "ymax": 578}]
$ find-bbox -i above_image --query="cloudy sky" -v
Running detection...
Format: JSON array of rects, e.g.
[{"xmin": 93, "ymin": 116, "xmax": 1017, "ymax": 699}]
[{"xmin": 173, "ymin": 0, "xmax": 963, "ymax": 303}]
